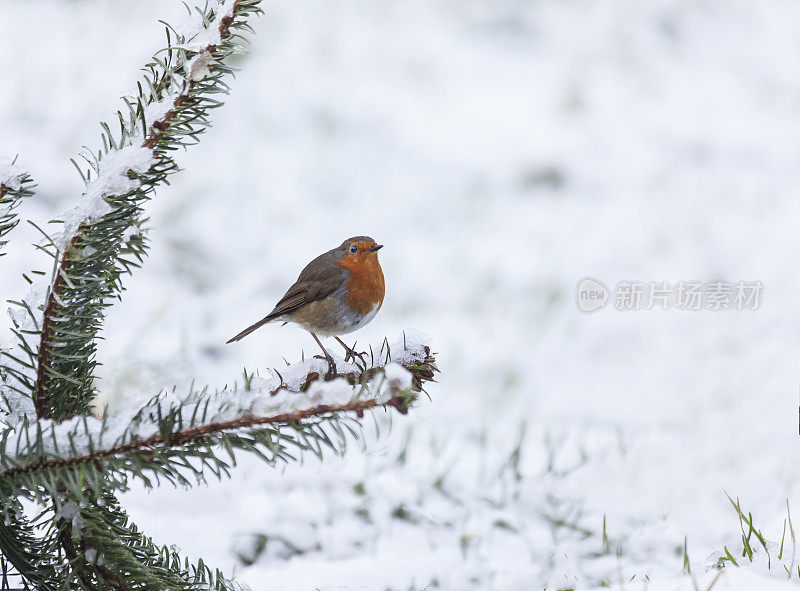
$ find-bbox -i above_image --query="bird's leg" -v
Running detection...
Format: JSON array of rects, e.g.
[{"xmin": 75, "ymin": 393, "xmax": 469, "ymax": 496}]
[
  {"xmin": 334, "ymin": 336, "xmax": 367, "ymax": 366},
  {"xmin": 310, "ymin": 331, "xmax": 336, "ymax": 380}
]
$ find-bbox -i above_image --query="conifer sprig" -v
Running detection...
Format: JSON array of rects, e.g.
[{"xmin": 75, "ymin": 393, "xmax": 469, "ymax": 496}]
[
  {"xmin": 0, "ymin": 161, "xmax": 37, "ymax": 424},
  {"xmin": 0, "ymin": 349, "xmax": 437, "ymax": 503},
  {"xmin": 54, "ymin": 491, "xmax": 239, "ymax": 591},
  {"xmin": 30, "ymin": 0, "xmax": 263, "ymax": 422},
  {"xmin": 0, "ymin": 491, "xmax": 59, "ymax": 591},
  {"xmin": 0, "ymin": 160, "xmax": 35, "ymax": 256}
]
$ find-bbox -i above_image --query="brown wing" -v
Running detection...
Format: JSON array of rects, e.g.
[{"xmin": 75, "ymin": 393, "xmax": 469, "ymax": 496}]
[
  {"xmin": 267, "ymin": 251, "xmax": 345, "ymax": 317},
  {"xmin": 227, "ymin": 250, "xmax": 345, "ymax": 343}
]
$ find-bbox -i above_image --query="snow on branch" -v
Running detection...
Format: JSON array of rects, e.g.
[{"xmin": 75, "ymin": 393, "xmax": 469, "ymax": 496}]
[
  {"xmin": 0, "ymin": 491, "xmax": 60, "ymax": 590},
  {"xmin": 0, "ymin": 157, "xmax": 34, "ymax": 255},
  {"xmin": 0, "ymin": 158, "xmax": 37, "ymax": 425},
  {"xmin": 54, "ymin": 491, "xmax": 239, "ymax": 591},
  {"xmin": 2, "ymin": 0, "xmax": 264, "ymax": 423},
  {"xmin": 0, "ymin": 332, "xmax": 437, "ymax": 503}
]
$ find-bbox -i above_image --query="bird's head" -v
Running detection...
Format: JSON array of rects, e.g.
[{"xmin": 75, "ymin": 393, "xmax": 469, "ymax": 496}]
[{"xmin": 337, "ymin": 236, "xmax": 383, "ymax": 269}]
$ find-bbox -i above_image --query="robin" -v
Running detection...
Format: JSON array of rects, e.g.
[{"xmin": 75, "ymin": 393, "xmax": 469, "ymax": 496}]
[{"xmin": 227, "ymin": 236, "xmax": 385, "ymax": 379}]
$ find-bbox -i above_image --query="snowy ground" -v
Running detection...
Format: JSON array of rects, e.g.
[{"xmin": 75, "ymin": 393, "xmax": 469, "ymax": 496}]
[{"xmin": 2, "ymin": 0, "xmax": 800, "ymax": 589}]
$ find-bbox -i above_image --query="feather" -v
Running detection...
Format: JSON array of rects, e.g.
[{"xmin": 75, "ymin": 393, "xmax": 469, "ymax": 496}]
[{"xmin": 226, "ymin": 248, "xmax": 346, "ymax": 343}]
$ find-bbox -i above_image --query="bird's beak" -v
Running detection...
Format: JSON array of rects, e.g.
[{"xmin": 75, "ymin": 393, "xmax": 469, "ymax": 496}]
[{"xmin": 368, "ymin": 244, "xmax": 383, "ymax": 252}]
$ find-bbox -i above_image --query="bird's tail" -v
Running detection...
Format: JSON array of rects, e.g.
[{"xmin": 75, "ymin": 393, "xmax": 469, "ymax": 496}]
[{"xmin": 226, "ymin": 314, "xmax": 277, "ymax": 344}]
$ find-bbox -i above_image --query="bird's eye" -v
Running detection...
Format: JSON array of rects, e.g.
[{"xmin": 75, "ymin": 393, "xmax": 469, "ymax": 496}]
[{"xmin": 349, "ymin": 244, "xmax": 358, "ymax": 254}]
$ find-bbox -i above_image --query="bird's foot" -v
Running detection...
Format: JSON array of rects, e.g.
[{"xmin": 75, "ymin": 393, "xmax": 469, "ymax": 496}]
[
  {"xmin": 313, "ymin": 354, "xmax": 337, "ymax": 380},
  {"xmin": 335, "ymin": 338, "xmax": 368, "ymax": 367}
]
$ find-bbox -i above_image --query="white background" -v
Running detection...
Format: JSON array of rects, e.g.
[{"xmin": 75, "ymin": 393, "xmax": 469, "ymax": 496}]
[{"xmin": 1, "ymin": 1, "xmax": 799, "ymax": 589}]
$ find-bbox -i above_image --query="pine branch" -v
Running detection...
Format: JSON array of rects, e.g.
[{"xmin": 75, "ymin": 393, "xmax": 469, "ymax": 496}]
[
  {"xmin": 0, "ymin": 345, "xmax": 437, "ymax": 500},
  {"xmin": 0, "ymin": 158, "xmax": 34, "ymax": 256},
  {"xmin": 50, "ymin": 491, "xmax": 240, "ymax": 590},
  {"xmin": 0, "ymin": 5, "xmax": 268, "ymax": 586},
  {"xmin": 7, "ymin": 399, "xmax": 397, "ymax": 483},
  {"xmin": 0, "ymin": 160, "xmax": 37, "ymax": 424},
  {"xmin": 0, "ymin": 342, "xmax": 434, "ymax": 588},
  {"xmin": 29, "ymin": 0, "xmax": 263, "ymax": 422},
  {"xmin": 0, "ymin": 485, "xmax": 59, "ymax": 591}
]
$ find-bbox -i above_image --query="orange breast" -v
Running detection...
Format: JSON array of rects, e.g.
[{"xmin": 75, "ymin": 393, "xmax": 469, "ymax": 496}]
[{"xmin": 336, "ymin": 254, "xmax": 385, "ymax": 315}]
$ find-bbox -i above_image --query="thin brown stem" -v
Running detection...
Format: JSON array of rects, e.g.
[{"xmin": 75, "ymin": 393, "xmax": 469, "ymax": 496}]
[
  {"xmin": 34, "ymin": 235, "xmax": 81, "ymax": 419},
  {"xmin": 2, "ymin": 396, "xmax": 405, "ymax": 481}
]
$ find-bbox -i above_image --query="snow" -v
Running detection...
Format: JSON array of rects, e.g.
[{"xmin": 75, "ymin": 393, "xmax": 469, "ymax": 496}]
[
  {"xmin": 0, "ymin": 331, "xmax": 428, "ymax": 467},
  {"xmin": 55, "ymin": 500, "xmax": 85, "ymax": 535},
  {"xmin": 0, "ymin": 0, "xmax": 799, "ymax": 590},
  {"xmin": 585, "ymin": 569, "xmax": 799, "ymax": 591},
  {"xmin": 0, "ymin": 157, "xmax": 25, "ymax": 192},
  {"xmin": 143, "ymin": 94, "xmax": 177, "ymax": 129},
  {"xmin": 385, "ymin": 328, "xmax": 431, "ymax": 366},
  {"xmin": 61, "ymin": 145, "xmax": 154, "ymax": 247},
  {"xmin": 383, "ymin": 362, "xmax": 412, "ymax": 391},
  {"xmin": 5, "ymin": 281, "xmax": 46, "ymax": 336},
  {"xmin": 176, "ymin": 0, "xmax": 237, "ymax": 52},
  {"xmin": 1, "ymin": 140, "xmax": 154, "ymax": 425},
  {"xmin": 185, "ymin": 51, "xmax": 213, "ymax": 82},
  {"xmin": 1, "ymin": 281, "xmax": 46, "ymax": 424}
]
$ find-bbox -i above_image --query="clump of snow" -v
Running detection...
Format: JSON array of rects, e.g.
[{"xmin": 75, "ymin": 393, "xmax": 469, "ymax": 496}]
[
  {"xmin": 186, "ymin": 51, "xmax": 213, "ymax": 82},
  {"xmin": 1, "ymin": 280, "xmax": 48, "ymax": 424},
  {"xmin": 176, "ymin": 0, "xmax": 237, "ymax": 52},
  {"xmin": 143, "ymin": 93, "xmax": 177, "ymax": 128},
  {"xmin": 0, "ymin": 375, "xmax": 36, "ymax": 425},
  {"xmin": 304, "ymin": 377, "xmax": 356, "ymax": 406},
  {"xmin": 382, "ymin": 328, "xmax": 431, "ymax": 366},
  {"xmin": 55, "ymin": 499, "xmax": 80, "ymax": 520},
  {"xmin": 271, "ymin": 357, "xmax": 331, "ymax": 392},
  {"xmin": 121, "ymin": 224, "xmax": 142, "ymax": 244},
  {"xmin": 55, "ymin": 500, "xmax": 84, "ymax": 534},
  {"xmin": 61, "ymin": 145, "xmax": 154, "ymax": 247},
  {"xmin": 0, "ymin": 157, "xmax": 26, "ymax": 192},
  {"xmin": 6, "ymin": 281, "xmax": 47, "ymax": 335},
  {"xmin": 383, "ymin": 363, "xmax": 413, "ymax": 392}
]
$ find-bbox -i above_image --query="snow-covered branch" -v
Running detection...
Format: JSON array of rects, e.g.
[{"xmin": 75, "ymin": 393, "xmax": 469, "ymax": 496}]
[
  {"xmin": 0, "ymin": 159, "xmax": 36, "ymax": 424},
  {"xmin": 0, "ymin": 157, "xmax": 34, "ymax": 255},
  {"xmin": 22, "ymin": 0, "xmax": 262, "ymax": 422},
  {"xmin": 0, "ymin": 332, "xmax": 437, "ymax": 502}
]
